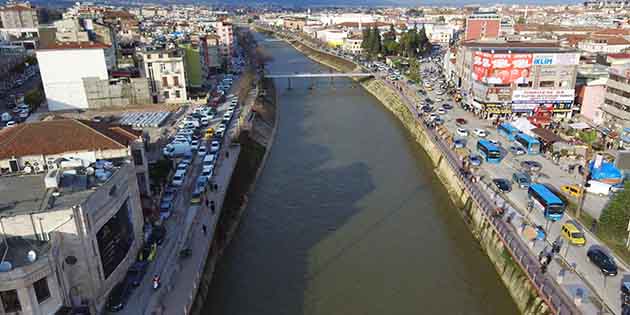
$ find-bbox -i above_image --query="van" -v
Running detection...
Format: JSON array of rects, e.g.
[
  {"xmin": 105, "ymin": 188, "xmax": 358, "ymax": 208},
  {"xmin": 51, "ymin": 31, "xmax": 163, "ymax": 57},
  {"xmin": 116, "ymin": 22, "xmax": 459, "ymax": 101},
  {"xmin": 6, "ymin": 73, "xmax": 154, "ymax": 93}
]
[
  {"xmin": 585, "ymin": 180, "xmax": 612, "ymax": 196},
  {"xmin": 560, "ymin": 220, "xmax": 586, "ymax": 246}
]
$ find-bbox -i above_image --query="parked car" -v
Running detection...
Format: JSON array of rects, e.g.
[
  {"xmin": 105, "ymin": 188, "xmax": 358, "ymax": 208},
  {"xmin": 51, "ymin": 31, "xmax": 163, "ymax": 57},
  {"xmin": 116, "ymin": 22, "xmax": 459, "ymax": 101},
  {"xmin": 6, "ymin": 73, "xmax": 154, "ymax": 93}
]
[
  {"xmin": 453, "ymin": 138, "xmax": 466, "ymax": 149},
  {"xmin": 561, "ymin": 220, "xmax": 586, "ymax": 246},
  {"xmin": 106, "ymin": 281, "xmax": 132, "ymax": 312},
  {"xmin": 585, "ymin": 180, "xmax": 612, "ymax": 196},
  {"xmin": 473, "ymin": 128, "xmax": 488, "ymax": 138},
  {"xmin": 126, "ymin": 261, "xmax": 149, "ymax": 287},
  {"xmin": 492, "ymin": 178, "xmax": 512, "ymax": 193},
  {"xmin": 210, "ymin": 140, "xmax": 221, "ymax": 153},
  {"xmin": 561, "ymin": 184, "xmax": 583, "ymax": 198},
  {"xmin": 456, "ymin": 128, "xmax": 469, "ymax": 137},
  {"xmin": 171, "ymin": 170, "xmax": 186, "ymax": 187},
  {"xmin": 436, "ymin": 108, "xmax": 447, "ymax": 115},
  {"xmin": 521, "ymin": 160, "xmax": 542, "ymax": 173},
  {"xmin": 442, "ymin": 103, "xmax": 453, "ymax": 110},
  {"xmin": 198, "ymin": 145, "xmax": 207, "ymax": 157},
  {"xmin": 512, "ymin": 172, "xmax": 531, "ymax": 189},
  {"xmin": 587, "ymin": 246, "xmax": 618, "ymax": 276},
  {"xmin": 455, "ymin": 118, "xmax": 467, "ymax": 125},
  {"xmin": 468, "ymin": 154, "xmax": 482, "ymax": 167},
  {"xmin": 509, "ymin": 145, "xmax": 526, "ymax": 156}
]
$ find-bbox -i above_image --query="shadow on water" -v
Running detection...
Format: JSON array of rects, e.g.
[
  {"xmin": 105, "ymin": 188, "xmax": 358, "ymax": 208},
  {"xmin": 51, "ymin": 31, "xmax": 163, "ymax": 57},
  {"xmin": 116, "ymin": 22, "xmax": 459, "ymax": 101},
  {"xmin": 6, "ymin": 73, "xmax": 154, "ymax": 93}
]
[{"xmin": 202, "ymin": 32, "xmax": 518, "ymax": 315}]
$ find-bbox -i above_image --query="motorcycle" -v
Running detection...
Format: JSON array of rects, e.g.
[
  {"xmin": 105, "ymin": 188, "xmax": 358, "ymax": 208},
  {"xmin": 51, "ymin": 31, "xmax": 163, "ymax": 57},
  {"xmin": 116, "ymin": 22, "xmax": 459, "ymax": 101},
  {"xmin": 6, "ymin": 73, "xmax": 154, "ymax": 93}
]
[{"xmin": 152, "ymin": 276, "xmax": 160, "ymax": 290}]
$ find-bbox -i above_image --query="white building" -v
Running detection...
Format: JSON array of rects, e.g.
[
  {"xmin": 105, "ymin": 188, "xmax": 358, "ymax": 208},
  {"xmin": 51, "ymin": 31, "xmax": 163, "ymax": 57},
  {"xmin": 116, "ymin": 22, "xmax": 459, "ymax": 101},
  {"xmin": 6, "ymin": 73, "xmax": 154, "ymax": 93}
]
[
  {"xmin": 138, "ymin": 49, "xmax": 188, "ymax": 104},
  {"xmin": 342, "ymin": 34, "xmax": 363, "ymax": 55},
  {"xmin": 212, "ymin": 21, "xmax": 233, "ymax": 57},
  {"xmin": 37, "ymin": 42, "xmax": 110, "ymax": 111},
  {"xmin": 424, "ymin": 24, "xmax": 454, "ymax": 45},
  {"xmin": 316, "ymin": 29, "xmax": 348, "ymax": 47},
  {"xmin": 578, "ymin": 37, "xmax": 630, "ymax": 54},
  {"xmin": 318, "ymin": 13, "xmax": 376, "ymax": 26}
]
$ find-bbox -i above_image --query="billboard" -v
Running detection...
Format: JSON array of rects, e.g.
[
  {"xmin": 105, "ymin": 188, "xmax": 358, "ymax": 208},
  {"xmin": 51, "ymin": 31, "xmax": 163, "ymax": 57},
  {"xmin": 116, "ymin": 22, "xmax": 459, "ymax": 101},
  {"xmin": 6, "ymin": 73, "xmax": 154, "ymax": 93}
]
[
  {"xmin": 532, "ymin": 53, "xmax": 580, "ymax": 66},
  {"xmin": 512, "ymin": 89, "xmax": 575, "ymax": 103},
  {"xmin": 472, "ymin": 52, "xmax": 532, "ymax": 85}
]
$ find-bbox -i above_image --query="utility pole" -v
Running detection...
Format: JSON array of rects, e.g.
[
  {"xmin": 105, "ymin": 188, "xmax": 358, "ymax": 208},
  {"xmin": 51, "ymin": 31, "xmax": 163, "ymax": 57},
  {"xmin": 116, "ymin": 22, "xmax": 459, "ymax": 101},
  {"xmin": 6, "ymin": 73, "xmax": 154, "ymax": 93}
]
[{"xmin": 575, "ymin": 147, "xmax": 592, "ymax": 219}]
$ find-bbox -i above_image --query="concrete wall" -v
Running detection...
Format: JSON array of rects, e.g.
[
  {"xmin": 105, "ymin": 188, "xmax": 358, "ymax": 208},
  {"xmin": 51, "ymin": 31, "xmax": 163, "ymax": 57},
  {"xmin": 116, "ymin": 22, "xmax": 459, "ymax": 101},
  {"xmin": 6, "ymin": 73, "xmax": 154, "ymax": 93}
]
[
  {"xmin": 285, "ymin": 34, "xmax": 553, "ymax": 315},
  {"xmin": 83, "ymin": 77, "xmax": 151, "ymax": 109}
]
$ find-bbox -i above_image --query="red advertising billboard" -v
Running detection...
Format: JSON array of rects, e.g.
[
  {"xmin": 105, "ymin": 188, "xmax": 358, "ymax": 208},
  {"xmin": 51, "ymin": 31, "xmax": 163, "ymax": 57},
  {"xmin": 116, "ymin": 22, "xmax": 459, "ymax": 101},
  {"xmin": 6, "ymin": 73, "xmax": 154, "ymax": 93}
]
[{"xmin": 472, "ymin": 52, "xmax": 533, "ymax": 85}]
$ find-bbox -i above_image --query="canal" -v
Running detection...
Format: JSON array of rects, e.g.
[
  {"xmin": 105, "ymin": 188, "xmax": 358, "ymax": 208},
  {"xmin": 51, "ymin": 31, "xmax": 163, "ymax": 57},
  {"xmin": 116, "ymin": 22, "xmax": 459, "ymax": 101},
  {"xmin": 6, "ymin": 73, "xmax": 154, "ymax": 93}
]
[{"xmin": 202, "ymin": 34, "xmax": 519, "ymax": 315}]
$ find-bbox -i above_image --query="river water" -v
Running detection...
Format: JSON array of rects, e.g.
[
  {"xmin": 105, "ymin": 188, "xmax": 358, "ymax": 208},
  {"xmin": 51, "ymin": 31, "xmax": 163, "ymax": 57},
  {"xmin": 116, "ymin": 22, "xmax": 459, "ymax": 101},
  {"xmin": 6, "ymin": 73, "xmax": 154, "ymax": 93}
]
[{"xmin": 202, "ymin": 34, "xmax": 518, "ymax": 315}]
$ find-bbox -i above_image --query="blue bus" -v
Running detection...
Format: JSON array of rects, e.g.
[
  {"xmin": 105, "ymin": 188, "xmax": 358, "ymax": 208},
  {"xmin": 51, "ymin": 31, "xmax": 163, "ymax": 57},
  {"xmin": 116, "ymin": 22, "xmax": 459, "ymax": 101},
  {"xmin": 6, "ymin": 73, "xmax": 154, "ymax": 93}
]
[
  {"xmin": 477, "ymin": 140, "xmax": 502, "ymax": 163},
  {"xmin": 498, "ymin": 123, "xmax": 520, "ymax": 141},
  {"xmin": 515, "ymin": 133, "xmax": 541, "ymax": 155},
  {"xmin": 528, "ymin": 184, "xmax": 566, "ymax": 221}
]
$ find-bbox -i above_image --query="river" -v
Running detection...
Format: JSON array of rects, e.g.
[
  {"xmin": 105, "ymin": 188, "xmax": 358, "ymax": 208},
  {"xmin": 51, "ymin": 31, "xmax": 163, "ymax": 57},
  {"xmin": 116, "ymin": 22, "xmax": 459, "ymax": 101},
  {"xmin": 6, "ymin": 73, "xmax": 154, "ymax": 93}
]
[{"xmin": 201, "ymin": 33, "xmax": 519, "ymax": 315}]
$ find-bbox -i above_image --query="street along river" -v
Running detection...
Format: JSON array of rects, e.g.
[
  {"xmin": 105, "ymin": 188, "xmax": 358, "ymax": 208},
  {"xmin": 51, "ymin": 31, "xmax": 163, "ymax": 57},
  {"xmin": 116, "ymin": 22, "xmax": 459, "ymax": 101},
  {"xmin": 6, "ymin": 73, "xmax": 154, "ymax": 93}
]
[{"xmin": 201, "ymin": 33, "xmax": 519, "ymax": 315}]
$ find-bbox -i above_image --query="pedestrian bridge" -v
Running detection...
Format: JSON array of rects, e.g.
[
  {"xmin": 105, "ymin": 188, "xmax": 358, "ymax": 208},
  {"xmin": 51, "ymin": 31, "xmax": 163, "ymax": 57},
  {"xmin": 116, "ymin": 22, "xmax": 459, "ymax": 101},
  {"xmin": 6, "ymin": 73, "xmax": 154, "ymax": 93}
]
[{"xmin": 264, "ymin": 72, "xmax": 375, "ymax": 78}]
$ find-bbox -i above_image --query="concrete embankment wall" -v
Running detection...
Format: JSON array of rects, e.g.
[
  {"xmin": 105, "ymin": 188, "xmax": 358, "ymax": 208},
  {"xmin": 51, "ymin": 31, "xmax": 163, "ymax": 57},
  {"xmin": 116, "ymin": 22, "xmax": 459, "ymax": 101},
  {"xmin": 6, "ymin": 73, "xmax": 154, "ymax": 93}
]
[{"xmin": 285, "ymin": 35, "xmax": 550, "ymax": 315}]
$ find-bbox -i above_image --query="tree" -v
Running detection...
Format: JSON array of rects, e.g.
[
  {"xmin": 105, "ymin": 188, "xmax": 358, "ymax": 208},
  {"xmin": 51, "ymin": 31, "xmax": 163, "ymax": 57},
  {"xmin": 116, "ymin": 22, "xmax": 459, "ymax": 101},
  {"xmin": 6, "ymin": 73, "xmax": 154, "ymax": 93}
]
[
  {"xmin": 599, "ymin": 182, "xmax": 630, "ymax": 241},
  {"xmin": 361, "ymin": 26, "xmax": 372, "ymax": 54},
  {"xmin": 382, "ymin": 24, "xmax": 397, "ymax": 56},
  {"xmin": 368, "ymin": 27, "xmax": 382, "ymax": 57},
  {"xmin": 437, "ymin": 16, "xmax": 446, "ymax": 23},
  {"xmin": 418, "ymin": 26, "xmax": 430, "ymax": 55},
  {"xmin": 407, "ymin": 59, "xmax": 421, "ymax": 82},
  {"xmin": 517, "ymin": 16, "xmax": 526, "ymax": 24}
]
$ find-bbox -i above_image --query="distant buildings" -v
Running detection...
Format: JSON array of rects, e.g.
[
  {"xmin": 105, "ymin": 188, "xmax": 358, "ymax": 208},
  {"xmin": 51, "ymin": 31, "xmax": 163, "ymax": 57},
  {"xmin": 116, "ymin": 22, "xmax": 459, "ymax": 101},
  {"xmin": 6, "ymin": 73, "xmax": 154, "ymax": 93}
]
[
  {"xmin": 138, "ymin": 49, "xmax": 188, "ymax": 104},
  {"xmin": 0, "ymin": 3, "xmax": 38, "ymax": 29},
  {"xmin": 316, "ymin": 29, "xmax": 348, "ymax": 47},
  {"xmin": 602, "ymin": 65, "xmax": 630, "ymax": 132},
  {"xmin": 214, "ymin": 21, "xmax": 233, "ymax": 58},
  {"xmin": 342, "ymin": 34, "xmax": 363, "ymax": 55},
  {"xmin": 464, "ymin": 10, "xmax": 501, "ymax": 41}
]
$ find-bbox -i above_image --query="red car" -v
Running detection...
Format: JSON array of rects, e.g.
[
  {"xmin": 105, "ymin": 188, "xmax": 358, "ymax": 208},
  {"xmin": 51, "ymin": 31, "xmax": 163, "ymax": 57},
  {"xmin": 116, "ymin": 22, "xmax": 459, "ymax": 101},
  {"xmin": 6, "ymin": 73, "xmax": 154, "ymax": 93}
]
[{"xmin": 456, "ymin": 118, "xmax": 468, "ymax": 126}]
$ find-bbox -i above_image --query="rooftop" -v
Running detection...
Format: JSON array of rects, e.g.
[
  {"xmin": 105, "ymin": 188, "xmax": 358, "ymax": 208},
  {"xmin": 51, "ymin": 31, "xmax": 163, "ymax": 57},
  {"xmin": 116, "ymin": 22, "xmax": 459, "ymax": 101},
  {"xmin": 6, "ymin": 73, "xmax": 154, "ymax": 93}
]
[
  {"xmin": 0, "ymin": 236, "xmax": 49, "ymax": 270},
  {"xmin": 0, "ymin": 160, "xmax": 126, "ymax": 216},
  {"xmin": 0, "ymin": 119, "xmax": 140, "ymax": 160},
  {"xmin": 38, "ymin": 41, "xmax": 111, "ymax": 50},
  {"xmin": 462, "ymin": 40, "xmax": 575, "ymax": 53}
]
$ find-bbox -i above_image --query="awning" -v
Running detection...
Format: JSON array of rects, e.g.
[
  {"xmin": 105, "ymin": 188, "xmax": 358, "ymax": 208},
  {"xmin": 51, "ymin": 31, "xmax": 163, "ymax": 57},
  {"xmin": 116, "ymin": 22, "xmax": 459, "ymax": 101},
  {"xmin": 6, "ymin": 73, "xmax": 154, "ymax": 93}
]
[
  {"xmin": 531, "ymin": 127, "xmax": 564, "ymax": 144},
  {"xmin": 569, "ymin": 122, "xmax": 591, "ymax": 130}
]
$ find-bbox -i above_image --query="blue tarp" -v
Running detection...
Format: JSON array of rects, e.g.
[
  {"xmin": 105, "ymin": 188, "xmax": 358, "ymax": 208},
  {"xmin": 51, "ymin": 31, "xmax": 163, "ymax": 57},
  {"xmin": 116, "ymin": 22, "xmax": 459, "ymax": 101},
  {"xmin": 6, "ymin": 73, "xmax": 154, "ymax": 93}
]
[{"xmin": 589, "ymin": 161, "xmax": 623, "ymax": 181}]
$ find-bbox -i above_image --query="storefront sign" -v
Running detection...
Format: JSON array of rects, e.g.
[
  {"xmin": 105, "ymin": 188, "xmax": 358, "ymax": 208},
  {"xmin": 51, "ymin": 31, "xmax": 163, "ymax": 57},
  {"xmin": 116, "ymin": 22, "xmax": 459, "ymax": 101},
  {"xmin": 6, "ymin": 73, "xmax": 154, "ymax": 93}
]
[
  {"xmin": 512, "ymin": 89, "xmax": 575, "ymax": 103},
  {"xmin": 532, "ymin": 53, "xmax": 580, "ymax": 66},
  {"xmin": 512, "ymin": 103, "xmax": 539, "ymax": 112},
  {"xmin": 472, "ymin": 52, "xmax": 532, "ymax": 85}
]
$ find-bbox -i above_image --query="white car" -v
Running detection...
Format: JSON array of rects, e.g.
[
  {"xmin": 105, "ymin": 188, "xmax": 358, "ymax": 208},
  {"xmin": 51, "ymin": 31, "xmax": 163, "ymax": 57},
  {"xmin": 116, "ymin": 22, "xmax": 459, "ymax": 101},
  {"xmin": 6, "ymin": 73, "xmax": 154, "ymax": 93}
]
[
  {"xmin": 226, "ymin": 109, "xmax": 234, "ymax": 116},
  {"xmin": 201, "ymin": 166, "xmax": 214, "ymax": 181},
  {"xmin": 223, "ymin": 112, "xmax": 231, "ymax": 120},
  {"xmin": 198, "ymin": 145, "xmax": 207, "ymax": 156},
  {"xmin": 428, "ymin": 113, "xmax": 439, "ymax": 121},
  {"xmin": 178, "ymin": 129, "xmax": 194, "ymax": 136},
  {"xmin": 190, "ymin": 140, "xmax": 199, "ymax": 151},
  {"xmin": 456, "ymin": 128, "xmax": 469, "ymax": 137},
  {"xmin": 171, "ymin": 170, "xmax": 186, "ymax": 187},
  {"xmin": 5, "ymin": 121, "xmax": 16, "ymax": 128},
  {"xmin": 436, "ymin": 108, "xmax": 447, "ymax": 115},
  {"xmin": 217, "ymin": 124, "xmax": 227, "ymax": 133},
  {"xmin": 473, "ymin": 128, "xmax": 488, "ymax": 138},
  {"xmin": 210, "ymin": 140, "xmax": 221, "ymax": 153}
]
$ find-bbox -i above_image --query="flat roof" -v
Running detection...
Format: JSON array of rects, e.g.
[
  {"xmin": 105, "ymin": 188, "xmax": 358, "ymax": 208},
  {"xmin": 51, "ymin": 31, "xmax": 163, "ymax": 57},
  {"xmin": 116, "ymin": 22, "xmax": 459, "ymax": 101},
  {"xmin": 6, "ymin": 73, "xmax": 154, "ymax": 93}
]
[
  {"xmin": 1, "ymin": 236, "xmax": 49, "ymax": 269},
  {"xmin": 462, "ymin": 40, "xmax": 577, "ymax": 53},
  {"xmin": 0, "ymin": 163, "xmax": 123, "ymax": 217}
]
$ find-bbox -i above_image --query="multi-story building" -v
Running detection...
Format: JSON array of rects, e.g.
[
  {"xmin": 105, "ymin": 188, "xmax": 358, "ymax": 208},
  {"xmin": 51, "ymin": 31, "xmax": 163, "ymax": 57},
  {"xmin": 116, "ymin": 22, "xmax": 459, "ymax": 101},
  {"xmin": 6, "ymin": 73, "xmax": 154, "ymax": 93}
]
[
  {"xmin": 455, "ymin": 40, "xmax": 580, "ymax": 121},
  {"xmin": 575, "ymin": 64, "xmax": 609, "ymax": 125},
  {"xmin": 38, "ymin": 41, "xmax": 150, "ymax": 111},
  {"xmin": 214, "ymin": 21, "xmax": 233, "ymax": 58},
  {"xmin": 464, "ymin": 10, "xmax": 500, "ymax": 41},
  {"xmin": 0, "ymin": 119, "xmax": 147, "ymax": 314},
  {"xmin": 138, "ymin": 49, "xmax": 188, "ymax": 104},
  {"xmin": 316, "ymin": 29, "xmax": 348, "ymax": 47},
  {"xmin": 342, "ymin": 34, "xmax": 363, "ymax": 55},
  {"xmin": 577, "ymin": 36, "xmax": 630, "ymax": 54},
  {"xmin": 601, "ymin": 65, "xmax": 630, "ymax": 132},
  {"xmin": 283, "ymin": 17, "xmax": 306, "ymax": 31},
  {"xmin": 200, "ymin": 34, "xmax": 221, "ymax": 85},
  {"xmin": 0, "ymin": 3, "xmax": 38, "ymax": 29},
  {"xmin": 425, "ymin": 24, "xmax": 454, "ymax": 46}
]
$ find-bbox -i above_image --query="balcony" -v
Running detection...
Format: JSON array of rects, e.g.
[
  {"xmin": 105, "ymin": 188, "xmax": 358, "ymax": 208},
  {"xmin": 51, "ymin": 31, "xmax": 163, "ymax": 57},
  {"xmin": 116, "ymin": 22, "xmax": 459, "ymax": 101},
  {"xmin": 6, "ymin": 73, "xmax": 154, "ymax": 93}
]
[{"xmin": 606, "ymin": 79, "xmax": 630, "ymax": 94}]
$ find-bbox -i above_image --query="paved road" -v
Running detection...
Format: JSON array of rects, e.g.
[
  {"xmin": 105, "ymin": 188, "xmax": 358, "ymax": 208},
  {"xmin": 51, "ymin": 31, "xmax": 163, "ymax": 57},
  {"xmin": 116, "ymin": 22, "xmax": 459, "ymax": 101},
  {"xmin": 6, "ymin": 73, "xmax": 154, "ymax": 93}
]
[
  {"xmin": 118, "ymin": 82, "xmax": 244, "ymax": 315},
  {"xmin": 391, "ymin": 60, "xmax": 624, "ymax": 315}
]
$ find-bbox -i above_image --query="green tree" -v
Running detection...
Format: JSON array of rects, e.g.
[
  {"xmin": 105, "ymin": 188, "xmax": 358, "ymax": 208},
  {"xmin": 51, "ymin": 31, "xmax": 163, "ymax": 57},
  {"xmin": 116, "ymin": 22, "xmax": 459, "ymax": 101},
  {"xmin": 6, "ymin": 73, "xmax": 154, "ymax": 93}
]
[
  {"xmin": 382, "ymin": 24, "xmax": 397, "ymax": 56},
  {"xmin": 407, "ymin": 59, "xmax": 421, "ymax": 82},
  {"xmin": 418, "ymin": 26, "xmax": 430, "ymax": 55},
  {"xmin": 599, "ymin": 182, "xmax": 630, "ymax": 241},
  {"xmin": 517, "ymin": 16, "xmax": 526, "ymax": 24},
  {"xmin": 361, "ymin": 26, "xmax": 373, "ymax": 55},
  {"xmin": 437, "ymin": 16, "xmax": 445, "ymax": 23},
  {"xmin": 579, "ymin": 130, "xmax": 598, "ymax": 144}
]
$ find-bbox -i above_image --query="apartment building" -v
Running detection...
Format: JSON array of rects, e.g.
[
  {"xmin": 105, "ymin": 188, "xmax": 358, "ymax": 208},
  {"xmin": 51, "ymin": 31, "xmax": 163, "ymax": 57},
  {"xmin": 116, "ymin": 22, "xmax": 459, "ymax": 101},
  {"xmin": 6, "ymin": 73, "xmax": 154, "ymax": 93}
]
[
  {"xmin": 0, "ymin": 119, "xmax": 147, "ymax": 314},
  {"xmin": 602, "ymin": 65, "xmax": 630, "ymax": 132},
  {"xmin": 138, "ymin": 49, "xmax": 188, "ymax": 104},
  {"xmin": 214, "ymin": 21, "xmax": 233, "ymax": 58},
  {"xmin": 0, "ymin": 3, "xmax": 38, "ymax": 29},
  {"xmin": 455, "ymin": 40, "xmax": 580, "ymax": 121},
  {"xmin": 200, "ymin": 34, "xmax": 221, "ymax": 85},
  {"xmin": 464, "ymin": 10, "xmax": 500, "ymax": 41},
  {"xmin": 342, "ymin": 34, "xmax": 363, "ymax": 55}
]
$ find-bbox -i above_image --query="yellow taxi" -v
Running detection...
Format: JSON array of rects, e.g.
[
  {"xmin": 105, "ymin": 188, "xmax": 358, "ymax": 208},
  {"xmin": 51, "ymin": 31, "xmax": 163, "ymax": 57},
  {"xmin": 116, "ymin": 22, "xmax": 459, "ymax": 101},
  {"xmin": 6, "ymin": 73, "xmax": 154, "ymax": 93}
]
[
  {"xmin": 561, "ymin": 220, "xmax": 586, "ymax": 246},
  {"xmin": 561, "ymin": 184, "xmax": 583, "ymax": 198},
  {"xmin": 204, "ymin": 128, "xmax": 214, "ymax": 140}
]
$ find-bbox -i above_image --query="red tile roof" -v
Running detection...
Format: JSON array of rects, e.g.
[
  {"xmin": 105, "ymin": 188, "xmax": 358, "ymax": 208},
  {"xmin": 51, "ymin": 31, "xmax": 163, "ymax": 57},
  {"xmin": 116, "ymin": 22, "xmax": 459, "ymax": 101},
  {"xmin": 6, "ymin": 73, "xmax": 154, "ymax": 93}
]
[
  {"xmin": 0, "ymin": 4, "xmax": 35, "ymax": 12},
  {"xmin": 0, "ymin": 120, "xmax": 140, "ymax": 159},
  {"xmin": 608, "ymin": 53, "xmax": 630, "ymax": 59}
]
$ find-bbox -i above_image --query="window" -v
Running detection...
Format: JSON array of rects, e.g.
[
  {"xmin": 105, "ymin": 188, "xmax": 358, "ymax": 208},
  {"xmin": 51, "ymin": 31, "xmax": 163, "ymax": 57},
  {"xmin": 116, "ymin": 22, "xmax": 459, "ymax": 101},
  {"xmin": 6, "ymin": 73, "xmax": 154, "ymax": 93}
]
[
  {"xmin": 146, "ymin": 54, "xmax": 151, "ymax": 60},
  {"xmin": 163, "ymin": 91, "xmax": 169, "ymax": 99},
  {"xmin": 161, "ymin": 77, "xmax": 168, "ymax": 88},
  {"xmin": 0, "ymin": 290, "xmax": 21, "ymax": 312},
  {"xmin": 34, "ymin": 278, "xmax": 51, "ymax": 303},
  {"xmin": 132, "ymin": 149, "xmax": 143, "ymax": 166},
  {"xmin": 173, "ymin": 76, "xmax": 179, "ymax": 87},
  {"xmin": 540, "ymin": 81, "xmax": 555, "ymax": 88},
  {"xmin": 175, "ymin": 90, "xmax": 181, "ymax": 98}
]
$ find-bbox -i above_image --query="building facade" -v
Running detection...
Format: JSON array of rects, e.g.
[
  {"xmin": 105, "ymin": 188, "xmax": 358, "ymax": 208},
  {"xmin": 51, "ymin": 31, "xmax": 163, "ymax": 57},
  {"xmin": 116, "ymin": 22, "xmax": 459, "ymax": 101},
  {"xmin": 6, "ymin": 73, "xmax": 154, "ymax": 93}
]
[
  {"xmin": 602, "ymin": 65, "xmax": 630, "ymax": 132},
  {"xmin": 0, "ymin": 3, "xmax": 38, "ymax": 29},
  {"xmin": 199, "ymin": 34, "xmax": 221, "ymax": 85},
  {"xmin": 464, "ymin": 11, "xmax": 500, "ymax": 41},
  {"xmin": 342, "ymin": 34, "xmax": 363, "ymax": 55},
  {"xmin": 455, "ymin": 40, "xmax": 580, "ymax": 122},
  {"xmin": 138, "ymin": 49, "xmax": 188, "ymax": 104}
]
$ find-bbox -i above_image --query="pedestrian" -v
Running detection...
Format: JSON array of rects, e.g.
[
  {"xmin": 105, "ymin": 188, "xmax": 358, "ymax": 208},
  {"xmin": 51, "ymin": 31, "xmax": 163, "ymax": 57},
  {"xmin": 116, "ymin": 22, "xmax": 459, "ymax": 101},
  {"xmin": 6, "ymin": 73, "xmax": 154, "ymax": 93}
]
[
  {"xmin": 214, "ymin": 183, "xmax": 219, "ymax": 191},
  {"xmin": 205, "ymin": 199, "xmax": 209, "ymax": 207},
  {"xmin": 210, "ymin": 201, "xmax": 216, "ymax": 214},
  {"xmin": 226, "ymin": 151, "xmax": 230, "ymax": 158},
  {"xmin": 202, "ymin": 224, "xmax": 207, "ymax": 235},
  {"xmin": 591, "ymin": 219, "xmax": 598, "ymax": 233}
]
